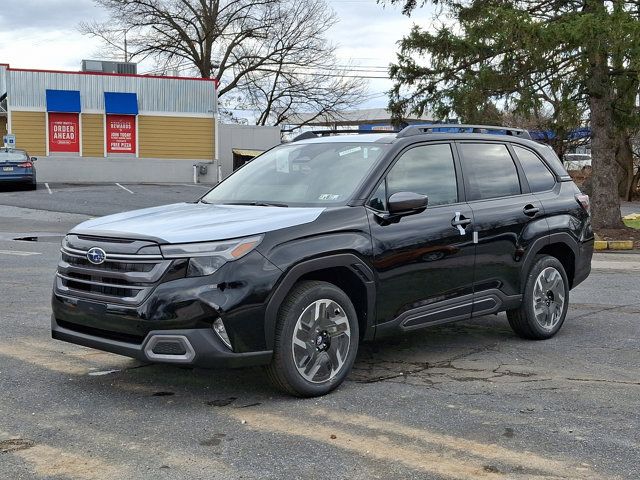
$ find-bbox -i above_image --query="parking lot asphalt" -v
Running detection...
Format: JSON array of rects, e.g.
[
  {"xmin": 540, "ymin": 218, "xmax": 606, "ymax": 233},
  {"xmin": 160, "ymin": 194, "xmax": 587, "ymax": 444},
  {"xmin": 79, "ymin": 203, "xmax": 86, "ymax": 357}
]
[
  {"xmin": 0, "ymin": 182, "xmax": 210, "ymax": 217},
  {"xmin": 0, "ymin": 185, "xmax": 639, "ymax": 479}
]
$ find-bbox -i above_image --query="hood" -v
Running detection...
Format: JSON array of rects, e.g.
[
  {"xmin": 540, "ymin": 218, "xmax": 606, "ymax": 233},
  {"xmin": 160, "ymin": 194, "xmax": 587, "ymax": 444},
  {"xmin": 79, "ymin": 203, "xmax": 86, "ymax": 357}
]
[{"xmin": 70, "ymin": 202, "xmax": 325, "ymax": 244}]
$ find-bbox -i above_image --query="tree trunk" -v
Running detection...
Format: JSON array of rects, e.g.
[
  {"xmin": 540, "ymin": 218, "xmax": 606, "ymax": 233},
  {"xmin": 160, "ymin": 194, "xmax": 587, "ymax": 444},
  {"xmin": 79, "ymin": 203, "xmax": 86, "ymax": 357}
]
[
  {"xmin": 589, "ymin": 91, "xmax": 623, "ymax": 229},
  {"xmin": 632, "ymin": 169, "xmax": 640, "ymax": 199},
  {"xmin": 614, "ymin": 132, "xmax": 634, "ymax": 200},
  {"xmin": 585, "ymin": 1, "xmax": 624, "ymax": 230}
]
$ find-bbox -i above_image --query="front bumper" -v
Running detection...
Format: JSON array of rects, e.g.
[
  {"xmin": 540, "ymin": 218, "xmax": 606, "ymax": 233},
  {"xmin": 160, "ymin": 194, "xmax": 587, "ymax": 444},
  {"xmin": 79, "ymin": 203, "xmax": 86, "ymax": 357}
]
[
  {"xmin": 51, "ymin": 249, "xmax": 282, "ymax": 364},
  {"xmin": 51, "ymin": 315, "xmax": 272, "ymax": 368}
]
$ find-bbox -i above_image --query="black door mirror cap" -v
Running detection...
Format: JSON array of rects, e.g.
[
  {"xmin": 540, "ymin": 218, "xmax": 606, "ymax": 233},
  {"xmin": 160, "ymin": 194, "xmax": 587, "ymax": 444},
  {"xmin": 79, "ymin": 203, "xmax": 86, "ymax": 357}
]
[{"xmin": 388, "ymin": 191, "xmax": 429, "ymax": 216}]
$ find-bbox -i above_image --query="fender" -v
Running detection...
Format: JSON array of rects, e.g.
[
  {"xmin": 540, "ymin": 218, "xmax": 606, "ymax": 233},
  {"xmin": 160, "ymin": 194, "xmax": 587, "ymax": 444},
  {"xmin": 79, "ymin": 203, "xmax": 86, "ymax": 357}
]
[
  {"xmin": 519, "ymin": 232, "xmax": 579, "ymax": 291},
  {"xmin": 263, "ymin": 253, "xmax": 377, "ymax": 349}
]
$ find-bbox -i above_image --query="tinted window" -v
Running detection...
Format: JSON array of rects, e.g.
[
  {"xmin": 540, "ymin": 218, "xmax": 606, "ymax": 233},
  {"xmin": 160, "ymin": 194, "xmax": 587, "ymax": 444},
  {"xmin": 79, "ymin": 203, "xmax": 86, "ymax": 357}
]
[
  {"xmin": 386, "ymin": 144, "xmax": 458, "ymax": 206},
  {"xmin": 513, "ymin": 145, "xmax": 555, "ymax": 192},
  {"xmin": 459, "ymin": 143, "xmax": 521, "ymax": 200}
]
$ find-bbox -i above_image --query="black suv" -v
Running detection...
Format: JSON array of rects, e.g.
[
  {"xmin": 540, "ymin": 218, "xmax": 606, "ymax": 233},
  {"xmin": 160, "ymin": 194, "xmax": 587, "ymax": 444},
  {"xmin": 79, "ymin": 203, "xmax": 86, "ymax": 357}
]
[{"xmin": 52, "ymin": 125, "xmax": 593, "ymax": 397}]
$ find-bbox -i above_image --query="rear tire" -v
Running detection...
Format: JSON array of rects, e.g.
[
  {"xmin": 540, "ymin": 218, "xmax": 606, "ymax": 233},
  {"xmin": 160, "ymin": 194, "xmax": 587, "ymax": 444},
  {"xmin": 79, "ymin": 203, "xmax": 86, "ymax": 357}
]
[
  {"xmin": 265, "ymin": 281, "xmax": 359, "ymax": 397},
  {"xmin": 507, "ymin": 255, "xmax": 569, "ymax": 340}
]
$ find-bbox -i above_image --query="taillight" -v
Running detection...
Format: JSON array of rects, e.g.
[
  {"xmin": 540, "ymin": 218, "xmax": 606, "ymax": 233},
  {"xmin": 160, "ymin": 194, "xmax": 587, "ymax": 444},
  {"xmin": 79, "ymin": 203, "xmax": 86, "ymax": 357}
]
[
  {"xmin": 17, "ymin": 162, "xmax": 33, "ymax": 168},
  {"xmin": 576, "ymin": 194, "xmax": 590, "ymax": 214}
]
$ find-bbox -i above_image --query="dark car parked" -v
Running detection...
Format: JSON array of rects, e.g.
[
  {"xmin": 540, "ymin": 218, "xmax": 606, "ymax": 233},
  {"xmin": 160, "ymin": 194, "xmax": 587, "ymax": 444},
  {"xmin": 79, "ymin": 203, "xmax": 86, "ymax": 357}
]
[
  {"xmin": 51, "ymin": 125, "xmax": 593, "ymax": 397},
  {"xmin": 0, "ymin": 148, "xmax": 37, "ymax": 189}
]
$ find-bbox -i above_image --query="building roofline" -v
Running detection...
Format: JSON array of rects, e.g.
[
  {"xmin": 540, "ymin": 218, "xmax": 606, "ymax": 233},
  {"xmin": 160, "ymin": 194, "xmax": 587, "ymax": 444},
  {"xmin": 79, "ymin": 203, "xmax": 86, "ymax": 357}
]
[{"xmin": 2, "ymin": 63, "xmax": 217, "ymax": 86}]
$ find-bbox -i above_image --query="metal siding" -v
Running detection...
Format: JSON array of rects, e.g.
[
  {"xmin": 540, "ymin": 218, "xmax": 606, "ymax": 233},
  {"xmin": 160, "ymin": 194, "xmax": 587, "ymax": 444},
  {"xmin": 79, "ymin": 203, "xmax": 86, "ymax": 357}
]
[
  {"xmin": 11, "ymin": 111, "xmax": 46, "ymax": 155},
  {"xmin": 81, "ymin": 114, "xmax": 104, "ymax": 157},
  {"xmin": 0, "ymin": 65, "xmax": 6, "ymax": 95},
  {"xmin": 138, "ymin": 115, "xmax": 214, "ymax": 160},
  {"xmin": 8, "ymin": 71, "xmax": 216, "ymax": 114}
]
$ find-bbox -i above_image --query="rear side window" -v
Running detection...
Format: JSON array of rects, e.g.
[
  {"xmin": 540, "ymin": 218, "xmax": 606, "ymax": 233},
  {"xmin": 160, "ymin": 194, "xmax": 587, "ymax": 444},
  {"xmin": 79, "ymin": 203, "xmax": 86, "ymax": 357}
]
[
  {"xmin": 459, "ymin": 143, "xmax": 521, "ymax": 201},
  {"xmin": 386, "ymin": 144, "xmax": 458, "ymax": 206},
  {"xmin": 513, "ymin": 145, "xmax": 556, "ymax": 192}
]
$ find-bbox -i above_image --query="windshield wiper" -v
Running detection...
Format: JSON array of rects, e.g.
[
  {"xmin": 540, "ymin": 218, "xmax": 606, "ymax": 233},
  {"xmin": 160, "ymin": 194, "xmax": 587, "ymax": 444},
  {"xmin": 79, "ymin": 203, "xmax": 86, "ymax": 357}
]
[{"xmin": 223, "ymin": 201, "xmax": 289, "ymax": 208}]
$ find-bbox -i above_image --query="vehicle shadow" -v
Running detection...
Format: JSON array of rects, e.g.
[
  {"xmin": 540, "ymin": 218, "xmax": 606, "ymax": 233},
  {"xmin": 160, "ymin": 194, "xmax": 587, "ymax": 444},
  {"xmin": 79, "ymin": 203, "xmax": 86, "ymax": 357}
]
[
  {"xmin": 78, "ymin": 315, "xmax": 518, "ymax": 400},
  {"xmin": 0, "ymin": 183, "xmax": 36, "ymax": 193}
]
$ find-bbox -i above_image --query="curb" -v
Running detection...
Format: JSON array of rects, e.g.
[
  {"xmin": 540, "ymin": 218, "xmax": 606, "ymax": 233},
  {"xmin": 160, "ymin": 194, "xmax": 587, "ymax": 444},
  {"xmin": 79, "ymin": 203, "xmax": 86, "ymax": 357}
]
[{"xmin": 594, "ymin": 240, "xmax": 635, "ymax": 251}]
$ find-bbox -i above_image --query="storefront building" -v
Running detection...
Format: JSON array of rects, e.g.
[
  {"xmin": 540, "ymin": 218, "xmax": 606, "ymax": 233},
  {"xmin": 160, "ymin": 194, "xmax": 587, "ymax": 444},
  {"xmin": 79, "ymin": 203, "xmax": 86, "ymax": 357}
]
[{"xmin": 0, "ymin": 63, "xmax": 217, "ymax": 160}]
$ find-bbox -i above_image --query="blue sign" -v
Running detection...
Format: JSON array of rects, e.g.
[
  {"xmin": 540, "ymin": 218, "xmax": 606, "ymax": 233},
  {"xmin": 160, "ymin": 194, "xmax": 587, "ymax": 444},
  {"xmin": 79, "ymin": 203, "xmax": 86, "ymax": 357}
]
[{"xmin": 3, "ymin": 134, "xmax": 16, "ymax": 148}]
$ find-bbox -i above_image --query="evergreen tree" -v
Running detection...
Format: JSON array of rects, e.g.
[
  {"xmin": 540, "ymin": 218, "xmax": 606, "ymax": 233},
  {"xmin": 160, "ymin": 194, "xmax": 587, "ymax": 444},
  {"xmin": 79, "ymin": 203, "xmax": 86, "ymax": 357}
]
[{"xmin": 388, "ymin": 0, "xmax": 640, "ymax": 230}]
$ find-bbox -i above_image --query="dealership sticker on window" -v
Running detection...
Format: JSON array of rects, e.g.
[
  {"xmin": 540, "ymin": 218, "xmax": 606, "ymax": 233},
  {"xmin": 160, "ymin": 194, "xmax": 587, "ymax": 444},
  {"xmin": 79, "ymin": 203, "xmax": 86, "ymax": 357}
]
[
  {"xmin": 338, "ymin": 146, "xmax": 361, "ymax": 156},
  {"xmin": 318, "ymin": 194, "xmax": 341, "ymax": 200}
]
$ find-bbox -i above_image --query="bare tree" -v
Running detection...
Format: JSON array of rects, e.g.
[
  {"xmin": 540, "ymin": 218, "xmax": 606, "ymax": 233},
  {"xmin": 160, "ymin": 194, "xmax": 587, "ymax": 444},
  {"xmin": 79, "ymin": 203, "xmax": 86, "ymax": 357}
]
[{"xmin": 81, "ymin": 0, "xmax": 367, "ymax": 126}]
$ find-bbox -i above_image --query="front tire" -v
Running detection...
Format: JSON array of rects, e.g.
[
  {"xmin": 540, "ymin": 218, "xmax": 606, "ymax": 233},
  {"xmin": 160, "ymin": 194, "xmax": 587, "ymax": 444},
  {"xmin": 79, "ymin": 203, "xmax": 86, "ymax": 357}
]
[
  {"xmin": 265, "ymin": 281, "xmax": 359, "ymax": 397},
  {"xmin": 507, "ymin": 255, "xmax": 569, "ymax": 340}
]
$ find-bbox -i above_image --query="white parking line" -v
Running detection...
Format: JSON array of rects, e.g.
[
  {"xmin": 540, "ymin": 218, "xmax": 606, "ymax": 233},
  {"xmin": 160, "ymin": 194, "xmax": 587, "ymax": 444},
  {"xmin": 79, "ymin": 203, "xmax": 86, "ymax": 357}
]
[
  {"xmin": 0, "ymin": 250, "xmax": 42, "ymax": 256},
  {"xmin": 115, "ymin": 183, "xmax": 134, "ymax": 194},
  {"xmin": 44, "ymin": 183, "xmax": 52, "ymax": 194}
]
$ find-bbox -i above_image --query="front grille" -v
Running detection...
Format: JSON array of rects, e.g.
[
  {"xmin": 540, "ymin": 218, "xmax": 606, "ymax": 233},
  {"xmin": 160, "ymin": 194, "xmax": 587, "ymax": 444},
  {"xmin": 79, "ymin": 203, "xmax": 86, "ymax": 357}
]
[
  {"xmin": 61, "ymin": 252, "xmax": 156, "ymax": 272},
  {"xmin": 55, "ymin": 241, "xmax": 172, "ymax": 306}
]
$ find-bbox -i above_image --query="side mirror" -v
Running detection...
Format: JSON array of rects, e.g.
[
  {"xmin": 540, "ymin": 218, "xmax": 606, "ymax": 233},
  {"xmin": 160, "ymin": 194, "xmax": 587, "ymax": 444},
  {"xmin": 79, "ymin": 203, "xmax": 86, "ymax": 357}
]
[
  {"xmin": 30, "ymin": 157, "xmax": 37, "ymax": 161},
  {"xmin": 388, "ymin": 191, "xmax": 428, "ymax": 216}
]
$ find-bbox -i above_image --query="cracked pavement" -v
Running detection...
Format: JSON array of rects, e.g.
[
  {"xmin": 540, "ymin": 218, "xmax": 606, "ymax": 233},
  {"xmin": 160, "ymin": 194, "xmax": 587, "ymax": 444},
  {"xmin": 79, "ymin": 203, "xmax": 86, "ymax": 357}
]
[{"xmin": 0, "ymin": 185, "xmax": 638, "ymax": 479}]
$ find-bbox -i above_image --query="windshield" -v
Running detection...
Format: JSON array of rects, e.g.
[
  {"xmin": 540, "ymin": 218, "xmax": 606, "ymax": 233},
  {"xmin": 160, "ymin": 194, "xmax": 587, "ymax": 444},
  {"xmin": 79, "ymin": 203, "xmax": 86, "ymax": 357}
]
[
  {"xmin": 0, "ymin": 150, "xmax": 28, "ymax": 162},
  {"xmin": 202, "ymin": 142, "xmax": 388, "ymax": 207}
]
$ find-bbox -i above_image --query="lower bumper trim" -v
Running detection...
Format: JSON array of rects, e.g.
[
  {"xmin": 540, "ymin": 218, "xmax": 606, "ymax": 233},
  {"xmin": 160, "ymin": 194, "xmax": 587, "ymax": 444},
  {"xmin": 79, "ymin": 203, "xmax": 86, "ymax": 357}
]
[{"xmin": 51, "ymin": 315, "xmax": 273, "ymax": 368}]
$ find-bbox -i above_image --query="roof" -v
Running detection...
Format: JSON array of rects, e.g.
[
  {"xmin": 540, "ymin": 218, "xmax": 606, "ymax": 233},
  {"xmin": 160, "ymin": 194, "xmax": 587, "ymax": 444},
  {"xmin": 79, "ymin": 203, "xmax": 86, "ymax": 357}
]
[{"xmin": 287, "ymin": 108, "xmax": 434, "ymax": 127}]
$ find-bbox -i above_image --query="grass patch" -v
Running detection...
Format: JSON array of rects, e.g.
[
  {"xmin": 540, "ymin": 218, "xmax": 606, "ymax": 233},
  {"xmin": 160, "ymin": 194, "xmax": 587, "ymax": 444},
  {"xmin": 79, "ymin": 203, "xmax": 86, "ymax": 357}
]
[{"xmin": 623, "ymin": 218, "xmax": 640, "ymax": 229}]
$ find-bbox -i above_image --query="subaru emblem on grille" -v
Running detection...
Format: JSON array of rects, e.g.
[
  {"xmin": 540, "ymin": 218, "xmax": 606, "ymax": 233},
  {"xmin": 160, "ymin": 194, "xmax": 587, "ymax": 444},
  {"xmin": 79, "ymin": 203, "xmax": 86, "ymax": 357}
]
[{"xmin": 87, "ymin": 247, "xmax": 107, "ymax": 265}]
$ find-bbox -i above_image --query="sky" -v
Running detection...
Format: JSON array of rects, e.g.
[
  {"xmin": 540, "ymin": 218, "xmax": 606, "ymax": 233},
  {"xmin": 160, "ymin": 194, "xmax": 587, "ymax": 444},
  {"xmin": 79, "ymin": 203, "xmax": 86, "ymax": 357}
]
[{"xmin": 0, "ymin": 0, "xmax": 436, "ymax": 110}]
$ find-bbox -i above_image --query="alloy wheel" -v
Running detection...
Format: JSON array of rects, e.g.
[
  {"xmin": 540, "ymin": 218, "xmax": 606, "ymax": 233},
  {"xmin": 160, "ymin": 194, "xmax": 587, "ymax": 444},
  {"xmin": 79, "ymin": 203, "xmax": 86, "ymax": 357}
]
[
  {"xmin": 532, "ymin": 266, "xmax": 566, "ymax": 330},
  {"xmin": 291, "ymin": 299, "xmax": 351, "ymax": 383}
]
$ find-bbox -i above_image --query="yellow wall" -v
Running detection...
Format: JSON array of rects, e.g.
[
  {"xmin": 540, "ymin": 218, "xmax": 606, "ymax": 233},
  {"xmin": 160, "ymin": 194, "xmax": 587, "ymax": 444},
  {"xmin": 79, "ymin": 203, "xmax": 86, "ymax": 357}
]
[
  {"xmin": 11, "ymin": 111, "xmax": 46, "ymax": 156},
  {"xmin": 82, "ymin": 114, "xmax": 104, "ymax": 157},
  {"xmin": 0, "ymin": 116, "xmax": 6, "ymax": 137},
  {"xmin": 138, "ymin": 115, "xmax": 214, "ymax": 159}
]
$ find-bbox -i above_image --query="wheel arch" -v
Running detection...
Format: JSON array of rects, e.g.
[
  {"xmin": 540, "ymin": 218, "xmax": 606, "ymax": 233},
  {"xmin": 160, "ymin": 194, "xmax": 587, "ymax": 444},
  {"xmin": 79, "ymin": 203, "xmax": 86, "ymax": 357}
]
[
  {"xmin": 264, "ymin": 254, "xmax": 376, "ymax": 349},
  {"xmin": 521, "ymin": 233, "xmax": 578, "ymax": 290}
]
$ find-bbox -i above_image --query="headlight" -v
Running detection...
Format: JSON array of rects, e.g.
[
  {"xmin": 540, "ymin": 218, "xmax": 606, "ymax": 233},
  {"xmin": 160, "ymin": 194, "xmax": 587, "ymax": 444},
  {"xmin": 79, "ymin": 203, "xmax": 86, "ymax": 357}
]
[{"xmin": 160, "ymin": 235, "xmax": 263, "ymax": 277}]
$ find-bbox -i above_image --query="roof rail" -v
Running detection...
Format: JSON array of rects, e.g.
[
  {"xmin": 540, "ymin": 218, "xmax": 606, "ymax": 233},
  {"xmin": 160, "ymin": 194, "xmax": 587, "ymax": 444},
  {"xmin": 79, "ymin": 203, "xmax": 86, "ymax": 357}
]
[
  {"xmin": 292, "ymin": 129, "xmax": 398, "ymax": 142},
  {"xmin": 396, "ymin": 124, "xmax": 532, "ymax": 140}
]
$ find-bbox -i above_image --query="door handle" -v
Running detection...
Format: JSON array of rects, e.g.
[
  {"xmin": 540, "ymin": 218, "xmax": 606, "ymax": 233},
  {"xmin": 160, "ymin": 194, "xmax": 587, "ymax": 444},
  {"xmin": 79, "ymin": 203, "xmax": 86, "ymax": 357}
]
[
  {"xmin": 523, "ymin": 204, "xmax": 540, "ymax": 217},
  {"xmin": 452, "ymin": 211, "xmax": 472, "ymax": 235}
]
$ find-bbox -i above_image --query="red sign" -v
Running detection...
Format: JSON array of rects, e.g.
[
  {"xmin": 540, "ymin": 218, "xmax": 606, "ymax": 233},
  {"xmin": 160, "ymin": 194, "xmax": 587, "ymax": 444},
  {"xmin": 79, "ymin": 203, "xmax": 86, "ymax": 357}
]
[
  {"xmin": 49, "ymin": 113, "xmax": 79, "ymax": 153},
  {"xmin": 106, "ymin": 114, "xmax": 136, "ymax": 154}
]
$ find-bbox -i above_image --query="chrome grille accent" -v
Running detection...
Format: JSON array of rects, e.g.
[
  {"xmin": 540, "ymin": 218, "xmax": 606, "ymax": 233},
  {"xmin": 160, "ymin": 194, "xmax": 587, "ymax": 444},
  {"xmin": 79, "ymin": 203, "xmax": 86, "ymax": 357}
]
[{"xmin": 56, "ymin": 242, "xmax": 171, "ymax": 306}]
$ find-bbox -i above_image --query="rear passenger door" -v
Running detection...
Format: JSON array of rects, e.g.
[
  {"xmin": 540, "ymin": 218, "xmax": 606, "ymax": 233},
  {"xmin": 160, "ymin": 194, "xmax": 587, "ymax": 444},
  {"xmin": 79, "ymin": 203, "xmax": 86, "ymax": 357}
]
[{"xmin": 456, "ymin": 142, "xmax": 548, "ymax": 312}]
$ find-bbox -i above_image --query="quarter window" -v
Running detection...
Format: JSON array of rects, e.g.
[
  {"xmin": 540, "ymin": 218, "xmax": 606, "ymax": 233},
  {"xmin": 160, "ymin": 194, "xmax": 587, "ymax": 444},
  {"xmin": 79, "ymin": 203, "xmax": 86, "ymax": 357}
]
[
  {"xmin": 368, "ymin": 181, "xmax": 387, "ymax": 211},
  {"xmin": 513, "ymin": 145, "xmax": 556, "ymax": 192},
  {"xmin": 459, "ymin": 143, "xmax": 521, "ymax": 200},
  {"xmin": 386, "ymin": 144, "xmax": 458, "ymax": 207}
]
